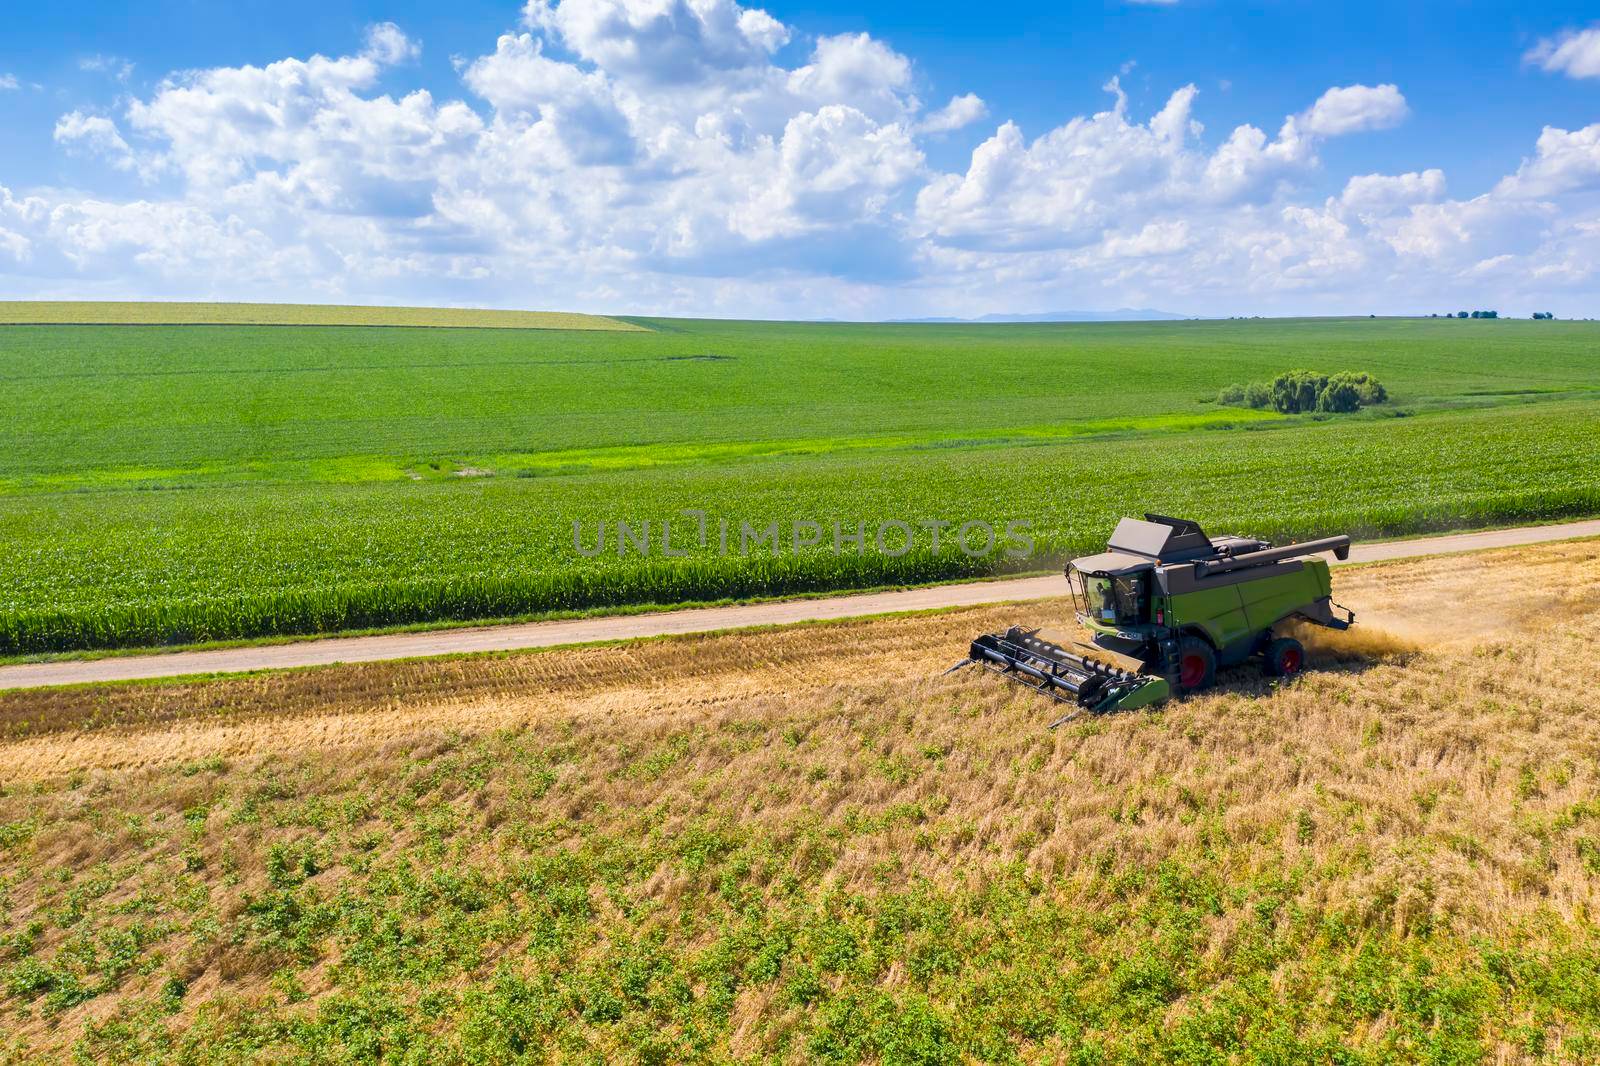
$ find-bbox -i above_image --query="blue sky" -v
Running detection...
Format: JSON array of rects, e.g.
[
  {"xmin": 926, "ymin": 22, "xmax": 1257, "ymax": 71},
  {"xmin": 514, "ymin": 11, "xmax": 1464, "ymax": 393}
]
[{"xmin": 2, "ymin": 1, "xmax": 1598, "ymax": 317}]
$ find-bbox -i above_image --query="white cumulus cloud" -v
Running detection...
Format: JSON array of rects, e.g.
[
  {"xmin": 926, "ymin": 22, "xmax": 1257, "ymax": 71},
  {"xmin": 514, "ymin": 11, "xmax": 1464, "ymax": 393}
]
[
  {"xmin": 1300, "ymin": 83, "xmax": 1408, "ymax": 137},
  {"xmin": 917, "ymin": 93, "xmax": 987, "ymax": 134},
  {"xmin": 914, "ymin": 77, "xmax": 1383, "ymax": 254},
  {"xmin": 1525, "ymin": 26, "xmax": 1600, "ymax": 79},
  {"xmin": 525, "ymin": 0, "xmax": 788, "ymax": 85},
  {"xmin": 363, "ymin": 23, "xmax": 421, "ymax": 65},
  {"xmin": 1340, "ymin": 169, "xmax": 1446, "ymax": 211},
  {"xmin": 5, "ymin": 11, "xmax": 1599, "ymax": 318},
  {"xmin": 53, "ymin": 112, "xmax": 137, "ymax": 171},
  {"xmin": 1495, "ymin": 123, "xmax": 1600, "ymax": 199}
]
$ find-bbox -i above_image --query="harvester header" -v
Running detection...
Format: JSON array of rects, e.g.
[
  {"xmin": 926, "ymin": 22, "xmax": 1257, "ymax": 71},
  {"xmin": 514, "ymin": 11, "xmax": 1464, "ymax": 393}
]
[{"xmin": 948, "ymin": 515, "xmax": 1356, "ymax": 725}]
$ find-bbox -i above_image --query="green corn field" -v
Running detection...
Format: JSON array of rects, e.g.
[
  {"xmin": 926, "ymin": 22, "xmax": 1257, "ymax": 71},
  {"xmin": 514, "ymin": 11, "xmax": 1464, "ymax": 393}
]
[{"xmin": 2, "ymin": 313, "xmax": 1597, "ymax": 653}]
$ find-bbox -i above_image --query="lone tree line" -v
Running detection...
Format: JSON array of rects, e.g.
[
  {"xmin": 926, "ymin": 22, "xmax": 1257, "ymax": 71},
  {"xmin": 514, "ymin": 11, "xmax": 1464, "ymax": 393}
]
[
  {"xmin": 1219, "ymin": 370, "xmax": 1388, "ymax": 415},
  {"xmin": 1425, "ymin": 310, "xmax": 1559, "ymax": 319}
]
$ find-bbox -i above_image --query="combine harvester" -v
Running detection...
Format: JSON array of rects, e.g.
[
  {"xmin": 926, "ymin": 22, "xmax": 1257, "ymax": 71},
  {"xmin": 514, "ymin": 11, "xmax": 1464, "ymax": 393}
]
[{"xmin": 950, "ymin": 515, "xmax": 1355, "ymax": 725}]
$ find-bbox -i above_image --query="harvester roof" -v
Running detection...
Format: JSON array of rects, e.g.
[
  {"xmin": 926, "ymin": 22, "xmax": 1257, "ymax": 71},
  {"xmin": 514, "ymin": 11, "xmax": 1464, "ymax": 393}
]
[
  {"xmin": 1068, "ymin": 514, "xmax": 1350, "ymax": 580},
  {"xmin": 1105, "ymin": 515, "xmax": 1217, "ymax": 563},
  {"xmin": 1067, "ymin": 551, "xmax": 1153, "ymax": 576},
  {"xmin": 1070, "ymin": 515, "xmax": 1277, "ymax": 574}
]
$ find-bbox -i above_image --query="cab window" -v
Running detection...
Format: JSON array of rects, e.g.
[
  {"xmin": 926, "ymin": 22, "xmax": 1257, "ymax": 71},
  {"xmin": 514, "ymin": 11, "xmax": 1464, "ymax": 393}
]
[{"xmin": 1081, "ymin": 572, "xmax": 1149, "ymax": 626}]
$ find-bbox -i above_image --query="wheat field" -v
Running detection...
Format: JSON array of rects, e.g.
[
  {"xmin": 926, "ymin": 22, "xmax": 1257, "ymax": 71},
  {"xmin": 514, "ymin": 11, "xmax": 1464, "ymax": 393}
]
[{"xmin": 2, "ymin": 540, "xmax": 1599, "ymax": 1061}]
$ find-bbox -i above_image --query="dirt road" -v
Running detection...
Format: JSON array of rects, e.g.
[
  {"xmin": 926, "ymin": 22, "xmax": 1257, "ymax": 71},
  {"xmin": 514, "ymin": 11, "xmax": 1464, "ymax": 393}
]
[{"xmin": 4, "ymin": 518, "xmax": 1597, "ymax": 691}]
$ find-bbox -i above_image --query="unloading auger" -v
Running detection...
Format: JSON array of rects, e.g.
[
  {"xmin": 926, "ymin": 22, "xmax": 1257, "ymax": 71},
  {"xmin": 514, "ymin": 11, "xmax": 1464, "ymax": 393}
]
[{"xmin": 947, "ymin": 515, "xmax": 1356, "ymax": 726}]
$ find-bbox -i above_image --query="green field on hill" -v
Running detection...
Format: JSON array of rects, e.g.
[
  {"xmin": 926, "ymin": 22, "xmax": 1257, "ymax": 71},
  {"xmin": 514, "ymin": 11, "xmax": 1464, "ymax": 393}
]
[
  {"xmin": 0, "ymin": 302, "xmax": 642, "ymax": 332},
  {"xmin": 1, "ymin": 312, "xmax": 1597, "ymax": 653}
]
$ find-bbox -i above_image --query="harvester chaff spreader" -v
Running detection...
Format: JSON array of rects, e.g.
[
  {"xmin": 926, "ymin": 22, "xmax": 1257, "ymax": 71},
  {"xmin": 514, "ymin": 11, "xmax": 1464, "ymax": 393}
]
[{"xmin": 949, "ymin": 515, "xmax": 1355, "ymax": 725}]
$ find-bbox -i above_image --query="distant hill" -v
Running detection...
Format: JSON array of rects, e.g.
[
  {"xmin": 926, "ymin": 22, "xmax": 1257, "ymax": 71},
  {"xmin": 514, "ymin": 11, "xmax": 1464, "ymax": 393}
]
[{"xmin": 893, "ymin": 308, "xmax": 1192, "ymax": 324}]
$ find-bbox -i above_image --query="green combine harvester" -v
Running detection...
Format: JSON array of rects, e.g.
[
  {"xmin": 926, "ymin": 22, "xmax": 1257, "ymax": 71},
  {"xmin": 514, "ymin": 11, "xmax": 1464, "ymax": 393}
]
[{"xmin": 951, "ymin": 515, "xmax": 1355, "ymax": 724}]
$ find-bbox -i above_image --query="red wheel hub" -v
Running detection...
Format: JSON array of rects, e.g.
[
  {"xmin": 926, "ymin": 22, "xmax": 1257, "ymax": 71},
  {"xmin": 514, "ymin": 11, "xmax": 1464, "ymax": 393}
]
[
  {"xmin": 1280, "ymin": 648, "xmax": 1303, "ymax": 674},
  {"xmin": 1179, "ymin": 654, "xmax": 1207, "ymax": 688}
]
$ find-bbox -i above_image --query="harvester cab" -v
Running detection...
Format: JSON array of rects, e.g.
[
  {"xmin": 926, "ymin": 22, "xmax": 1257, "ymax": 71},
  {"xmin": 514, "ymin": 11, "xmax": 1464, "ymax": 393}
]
[{"xmin": 949, "ymin": 515, "xmax": 1355, "ymax": 725}]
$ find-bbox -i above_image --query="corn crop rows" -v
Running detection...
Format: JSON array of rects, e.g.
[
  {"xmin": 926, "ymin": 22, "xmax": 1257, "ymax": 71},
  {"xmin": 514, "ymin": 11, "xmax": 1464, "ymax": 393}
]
[{"xmin": 2, "ymin": 399, "xmax": 1596, "ymax": 653}]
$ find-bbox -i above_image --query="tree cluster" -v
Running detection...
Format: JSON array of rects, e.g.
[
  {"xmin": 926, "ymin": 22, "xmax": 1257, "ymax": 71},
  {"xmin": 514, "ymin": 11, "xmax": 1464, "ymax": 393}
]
[{"xmin": 1218, "ymin": 370, "xmax": 1388, "ymax": 415}]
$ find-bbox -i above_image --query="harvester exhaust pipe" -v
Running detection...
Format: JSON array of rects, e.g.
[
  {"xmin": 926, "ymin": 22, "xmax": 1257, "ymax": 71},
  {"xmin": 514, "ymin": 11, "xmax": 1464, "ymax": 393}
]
[{"xmin": 1196, "ymin": 534, "xmax": 1351, "ymax": 577}]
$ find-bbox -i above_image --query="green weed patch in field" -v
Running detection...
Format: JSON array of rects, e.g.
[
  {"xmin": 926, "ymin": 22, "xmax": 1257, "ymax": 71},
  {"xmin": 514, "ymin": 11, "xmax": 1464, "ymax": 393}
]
[{"xmin": 489, "ymin": 408, "xmax": 1285, "ymax": 478}]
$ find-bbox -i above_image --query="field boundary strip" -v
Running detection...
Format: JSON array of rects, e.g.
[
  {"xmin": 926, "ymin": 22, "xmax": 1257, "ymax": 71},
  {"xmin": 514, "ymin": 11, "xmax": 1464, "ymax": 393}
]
[{"xmin": 0, "ymin": 302, "xmax": 648, "ymax": 332}]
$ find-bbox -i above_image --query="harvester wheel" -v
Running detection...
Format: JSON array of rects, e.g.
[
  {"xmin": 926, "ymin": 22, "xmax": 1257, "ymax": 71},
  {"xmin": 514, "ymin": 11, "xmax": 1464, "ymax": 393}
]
[
  {"xmin": 1176, "ymin": 636, "xmax": 1216, "ymax": 692},
  {"xmin": 1264, "ymin": 637, "xmax": 1305, "ymax": 677}
]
